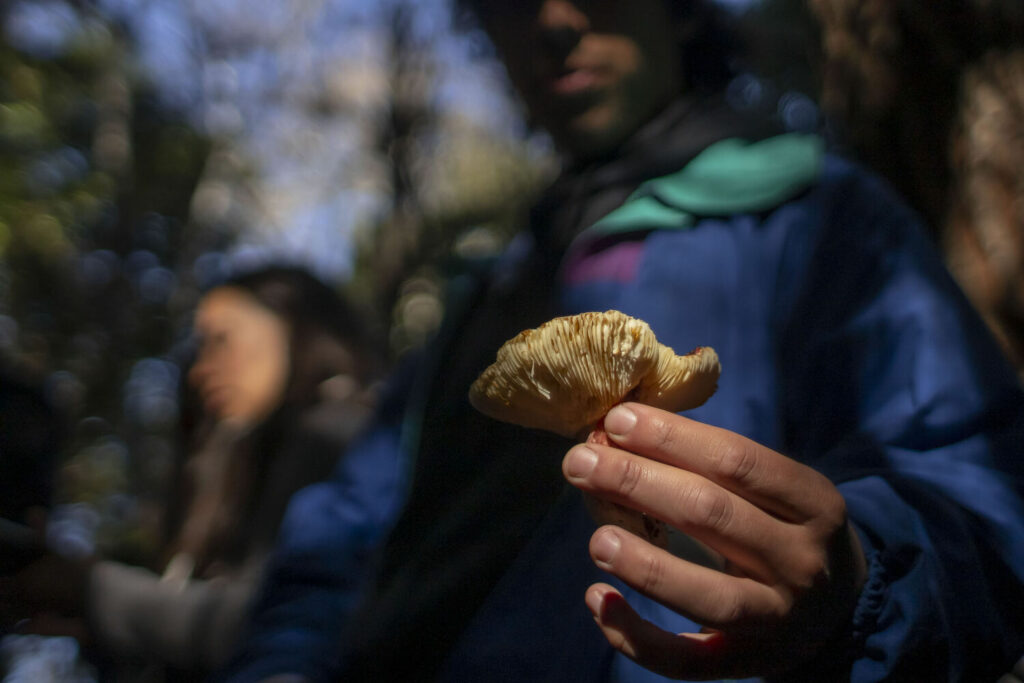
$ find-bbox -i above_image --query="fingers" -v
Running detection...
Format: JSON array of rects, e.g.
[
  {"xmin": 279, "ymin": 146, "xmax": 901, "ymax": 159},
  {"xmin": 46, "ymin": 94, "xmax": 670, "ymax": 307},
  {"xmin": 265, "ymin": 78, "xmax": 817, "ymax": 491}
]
[
  {"xmin": 600, "ymin": 403, "xmax": 846, "ymax": 526},
  {"xmin": 566, "ymin": 406, "xmax": 866, "ymax": 680},
  {"xmin": 587, "ymin": 526, "xmax": 786, "ymax": 631},
  {"xmin": 565, "ymin": 440, "xmax": 806, "ymax": 582},
  {"xmin": 584, "ymin": 583, "xmax": 762, "ymax": 681}
]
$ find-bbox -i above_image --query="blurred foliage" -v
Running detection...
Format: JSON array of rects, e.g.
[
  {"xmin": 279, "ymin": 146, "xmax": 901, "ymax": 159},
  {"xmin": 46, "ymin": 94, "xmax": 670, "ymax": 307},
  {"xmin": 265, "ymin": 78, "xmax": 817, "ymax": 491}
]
[
  {"xmin": 0, "ymin": 0, "xmax": 551, "ymax": 564},
  {"xmin": 0, "ymin": 3, "xmax": 216, "ymax": 563},
  {"xmin": 343, "ymin": 3, "xmax": 553, "ymax": 358}
]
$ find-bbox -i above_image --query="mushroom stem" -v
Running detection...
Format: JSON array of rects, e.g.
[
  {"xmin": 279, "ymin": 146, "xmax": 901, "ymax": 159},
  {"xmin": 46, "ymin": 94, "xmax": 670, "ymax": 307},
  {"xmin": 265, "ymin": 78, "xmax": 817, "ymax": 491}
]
[{"xmin": 579, "ymin": 417, "xmax": 669, "ymax": 549}]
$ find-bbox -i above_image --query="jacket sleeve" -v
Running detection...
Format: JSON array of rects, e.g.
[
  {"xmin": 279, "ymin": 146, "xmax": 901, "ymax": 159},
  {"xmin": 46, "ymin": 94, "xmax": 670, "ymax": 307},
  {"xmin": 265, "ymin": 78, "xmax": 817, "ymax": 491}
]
[
  {"xmin": 776, "ymin": 159, "xmax": 1024, "ymax": 681},
  {"xmin": 86, "ymin": 558, "xmax": 259, "ymax": 670}
]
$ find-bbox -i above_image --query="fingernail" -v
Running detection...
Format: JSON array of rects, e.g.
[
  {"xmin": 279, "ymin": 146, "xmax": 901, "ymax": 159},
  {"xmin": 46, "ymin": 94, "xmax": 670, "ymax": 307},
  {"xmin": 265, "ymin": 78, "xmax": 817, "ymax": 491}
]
[
  {"xmin": 591, "ymin": 528, "xmax": 621, "ymax": 565},
  {"xmin": 565, "ymin": 446, "xmax": 598, "ymax": 479},
  {"xmin": 605, "ymin": 405, "xmax": 637, "ymax": 438}
]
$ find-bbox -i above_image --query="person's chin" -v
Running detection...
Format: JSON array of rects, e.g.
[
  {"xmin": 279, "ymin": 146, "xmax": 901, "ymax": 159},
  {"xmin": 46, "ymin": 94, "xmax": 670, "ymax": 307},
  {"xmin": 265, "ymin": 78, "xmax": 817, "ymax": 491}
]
[
  {"xmin": 553, "ymin": 108, "xmax": 631, "ymax": 161},
  {"xmin": 203, "ymin": 397, "xmax": 232, "ymax": 420}
]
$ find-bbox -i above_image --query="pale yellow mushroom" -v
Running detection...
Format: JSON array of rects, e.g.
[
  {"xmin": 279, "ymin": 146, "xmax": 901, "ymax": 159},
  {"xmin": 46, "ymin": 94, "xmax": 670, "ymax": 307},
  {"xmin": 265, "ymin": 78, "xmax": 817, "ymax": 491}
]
[{"xmin": 469, "ymin": 310, "xmax": 721, "ymax": 544}]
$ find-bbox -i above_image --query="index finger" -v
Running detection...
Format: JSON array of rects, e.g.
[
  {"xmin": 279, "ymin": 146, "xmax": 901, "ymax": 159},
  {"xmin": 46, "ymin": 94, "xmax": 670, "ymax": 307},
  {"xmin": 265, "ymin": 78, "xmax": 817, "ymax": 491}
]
[{"xmin": 599, "ymin": 403, "xmax": 840, "ymax": 523}]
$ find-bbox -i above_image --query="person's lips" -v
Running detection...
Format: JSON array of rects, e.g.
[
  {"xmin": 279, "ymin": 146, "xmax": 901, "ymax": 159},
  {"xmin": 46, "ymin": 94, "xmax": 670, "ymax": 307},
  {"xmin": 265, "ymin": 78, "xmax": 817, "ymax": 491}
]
[{"xmin": 547, "ymin": 66, "xmax": 599, "ymax": 96}]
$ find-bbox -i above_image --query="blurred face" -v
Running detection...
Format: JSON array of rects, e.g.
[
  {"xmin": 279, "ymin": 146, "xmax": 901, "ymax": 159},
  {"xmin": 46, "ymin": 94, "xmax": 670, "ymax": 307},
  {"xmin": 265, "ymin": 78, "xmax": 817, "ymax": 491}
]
[
  {"xmin": 475, "ymin": 0, "xmax": 684, "ymax": 160},
  {"xmin": 188, "ymin": 287, "xmax": 291, "ymax": 425}
]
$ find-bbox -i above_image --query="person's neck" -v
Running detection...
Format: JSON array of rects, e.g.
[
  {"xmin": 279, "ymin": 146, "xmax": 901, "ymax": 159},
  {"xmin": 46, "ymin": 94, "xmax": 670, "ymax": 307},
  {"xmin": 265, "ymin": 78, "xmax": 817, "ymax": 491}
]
[
  {"xmin": 561, "ymin": 90, "xmax": 782, "ymax": 181},
  {"xmin": 530, "ymin": 90, "xmax": 784, "ymax": 253}
]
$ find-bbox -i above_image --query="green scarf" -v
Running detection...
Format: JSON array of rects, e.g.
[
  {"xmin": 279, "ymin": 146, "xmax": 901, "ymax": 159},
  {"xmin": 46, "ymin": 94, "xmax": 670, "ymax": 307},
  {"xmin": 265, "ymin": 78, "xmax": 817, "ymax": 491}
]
[{"xmin": 588, "ymin": 133, "xmax": 824, "ymax": 236}]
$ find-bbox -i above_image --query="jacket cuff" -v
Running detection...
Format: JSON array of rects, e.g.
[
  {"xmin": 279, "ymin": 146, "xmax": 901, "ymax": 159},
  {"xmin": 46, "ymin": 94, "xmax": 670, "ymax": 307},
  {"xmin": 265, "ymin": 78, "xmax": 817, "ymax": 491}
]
[
  {"xmin": 850, "ymin": 545, "xmax": 888, "ymax": 653},
  {"xmin": 768, "ymin": 527, "xmax": 886, "ymax": 682}
]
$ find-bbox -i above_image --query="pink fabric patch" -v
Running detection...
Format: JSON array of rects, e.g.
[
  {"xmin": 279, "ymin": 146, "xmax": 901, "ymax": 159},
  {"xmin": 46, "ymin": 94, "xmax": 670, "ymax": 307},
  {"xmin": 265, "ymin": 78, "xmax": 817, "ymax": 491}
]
[{"xmin": 563, "ymin": 241, "xmax": 645, "ymax": 285}]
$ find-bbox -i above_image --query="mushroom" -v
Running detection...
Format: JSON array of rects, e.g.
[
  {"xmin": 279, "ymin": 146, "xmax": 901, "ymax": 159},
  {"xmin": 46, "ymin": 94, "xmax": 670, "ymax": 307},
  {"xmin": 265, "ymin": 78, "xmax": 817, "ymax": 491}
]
[{"xmin": 469, "ymin": 310, "xmax": 721, "ymax": 545}]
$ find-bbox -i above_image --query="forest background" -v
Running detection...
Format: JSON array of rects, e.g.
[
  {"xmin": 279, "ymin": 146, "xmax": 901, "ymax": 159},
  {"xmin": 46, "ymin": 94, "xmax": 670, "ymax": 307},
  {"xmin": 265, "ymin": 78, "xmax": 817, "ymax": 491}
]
[{"xmin": 1, "ymin": 0, "xmax": 1021, "ymax": 565}]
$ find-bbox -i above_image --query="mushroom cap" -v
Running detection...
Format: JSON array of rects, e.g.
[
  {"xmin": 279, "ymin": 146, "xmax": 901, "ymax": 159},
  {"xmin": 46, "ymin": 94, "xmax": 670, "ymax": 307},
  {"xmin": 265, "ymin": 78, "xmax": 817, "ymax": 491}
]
[{"xmin": 468, "ymin": 310, "xmax": 721, "ymax": 438}]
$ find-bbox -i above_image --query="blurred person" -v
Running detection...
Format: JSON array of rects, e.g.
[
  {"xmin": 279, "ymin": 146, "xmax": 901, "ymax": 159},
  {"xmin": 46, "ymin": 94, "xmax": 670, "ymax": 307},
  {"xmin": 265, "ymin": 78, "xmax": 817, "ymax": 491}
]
[
  {"xmin": 0, "ymin": 265, "xmax": 385, "ymax": 682},
  {"xmin": 224, "ymin": 1, "xmax": 1024, "ymax": 682}
]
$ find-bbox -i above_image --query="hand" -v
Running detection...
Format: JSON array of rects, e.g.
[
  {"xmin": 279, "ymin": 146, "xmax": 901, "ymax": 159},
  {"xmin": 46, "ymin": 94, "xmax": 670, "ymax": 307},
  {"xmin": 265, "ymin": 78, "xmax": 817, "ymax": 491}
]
[{"xmin": 562, "ymin": 403, "xmax": 867, "ymax": 680}]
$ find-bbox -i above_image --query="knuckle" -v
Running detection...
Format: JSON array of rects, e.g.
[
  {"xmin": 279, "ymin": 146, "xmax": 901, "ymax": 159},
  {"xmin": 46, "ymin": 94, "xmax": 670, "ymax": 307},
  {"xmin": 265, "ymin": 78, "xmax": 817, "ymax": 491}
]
[
  {"xmin": 714, "ymin": 441, "xmax": 758, "ymax": 484},
  {"xmin": 814, "ymin": 486, "xmax": 850, "ymax": 533},
  {"xmin": 707, "ymin": 583, "xmax": 747, "ymax": 625},
  {"xmin": 791, "ymin": 549, "xmax": 830, "ymax": 590},
  {"xmin": 638, "ymin": 552, "xmax": 666, "ymax": 595},
  {"xmin": 651, "ymin": 413, "xmax": 682, "ymax": 454},
  {"xmin": 615, "ymin": 456, "xmax": 645, "ymax": 498},
  {"xmin": 794, "ymin": 548, "xmax": 827, "ymax": 581},
  {"xmin": 684, "ymin": 484, "xmax": 733, "ymax": 531},
  {"xmin": 826, "ymin": 489, "xmax": 850, "ymax": 525}
]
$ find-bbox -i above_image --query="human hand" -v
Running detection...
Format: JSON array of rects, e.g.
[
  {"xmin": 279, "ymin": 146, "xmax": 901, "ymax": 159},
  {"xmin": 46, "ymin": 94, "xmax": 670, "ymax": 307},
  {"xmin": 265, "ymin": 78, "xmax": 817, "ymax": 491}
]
[{"xmin": 562, "ymin": 403, "xmax": 867, "ymax": 680}]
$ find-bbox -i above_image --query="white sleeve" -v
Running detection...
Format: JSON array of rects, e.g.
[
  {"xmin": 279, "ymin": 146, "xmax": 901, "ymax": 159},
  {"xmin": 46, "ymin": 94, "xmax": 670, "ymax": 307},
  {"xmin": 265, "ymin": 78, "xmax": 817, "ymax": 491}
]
[{"xmin": 86, "ymin": 559, "xmax": 259, "ymax": 670}]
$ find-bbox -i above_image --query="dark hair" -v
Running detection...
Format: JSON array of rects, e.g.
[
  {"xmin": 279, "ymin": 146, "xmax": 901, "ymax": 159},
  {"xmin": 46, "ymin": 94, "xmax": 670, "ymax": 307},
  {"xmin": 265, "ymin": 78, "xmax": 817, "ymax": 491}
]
[
  {"xmin": 166, "ymin": 265, "xmax": 383, "ymax": 574},
  {"xmin": 456, "ymin": 0, "xmax": 742, "ymax": 94},
  {"xmin": 221, "ymin": 266, "xmax": 383, "ymax": 400}
]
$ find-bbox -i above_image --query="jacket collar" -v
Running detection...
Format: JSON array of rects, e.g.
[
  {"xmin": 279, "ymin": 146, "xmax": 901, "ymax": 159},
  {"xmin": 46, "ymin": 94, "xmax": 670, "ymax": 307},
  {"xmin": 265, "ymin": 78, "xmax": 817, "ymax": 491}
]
[
  {"xmin": 586, "ymin": 132, "xmax": 824, "ymax": 237},
  {"xmin": 530, "ymin": 92, "xmax": 786, "ymax": 254}
]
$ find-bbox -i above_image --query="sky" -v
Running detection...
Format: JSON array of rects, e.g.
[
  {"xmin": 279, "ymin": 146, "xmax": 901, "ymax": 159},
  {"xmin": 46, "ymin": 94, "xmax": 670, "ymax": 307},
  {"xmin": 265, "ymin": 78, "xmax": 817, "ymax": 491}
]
[{"xmin": 104, "ymin": 0, "xmax": 528, "ymax": 281}]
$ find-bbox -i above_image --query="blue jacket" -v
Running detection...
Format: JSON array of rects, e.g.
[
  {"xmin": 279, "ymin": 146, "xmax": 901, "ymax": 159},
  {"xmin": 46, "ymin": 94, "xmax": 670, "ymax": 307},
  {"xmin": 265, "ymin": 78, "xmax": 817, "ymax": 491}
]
[{"xmin": 224, "ymin": 113, "xmax": 1024, "ymax": 682}]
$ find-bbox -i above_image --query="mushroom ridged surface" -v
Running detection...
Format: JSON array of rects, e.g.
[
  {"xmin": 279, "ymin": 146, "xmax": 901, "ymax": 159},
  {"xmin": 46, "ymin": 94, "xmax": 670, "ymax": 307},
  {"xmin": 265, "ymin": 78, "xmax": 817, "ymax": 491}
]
[
  {"xmin": 468, "ymin": 310, "xmax": 721, "ymax": 439},
  {"xmin": 469, "ymin": 310, "xmax": 721, "ymax": 545}
]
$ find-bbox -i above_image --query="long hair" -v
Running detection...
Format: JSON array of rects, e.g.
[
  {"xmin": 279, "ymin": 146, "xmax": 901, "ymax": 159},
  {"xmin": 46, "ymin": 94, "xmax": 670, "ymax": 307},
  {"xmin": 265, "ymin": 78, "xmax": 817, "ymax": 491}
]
[
  {"xmin": 223, "ymin": 266, "xmax": 383, "ymax": 402},
  {"xmin": 165, "ymin": 266, "xmax": 382, "ymax": 575}
]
